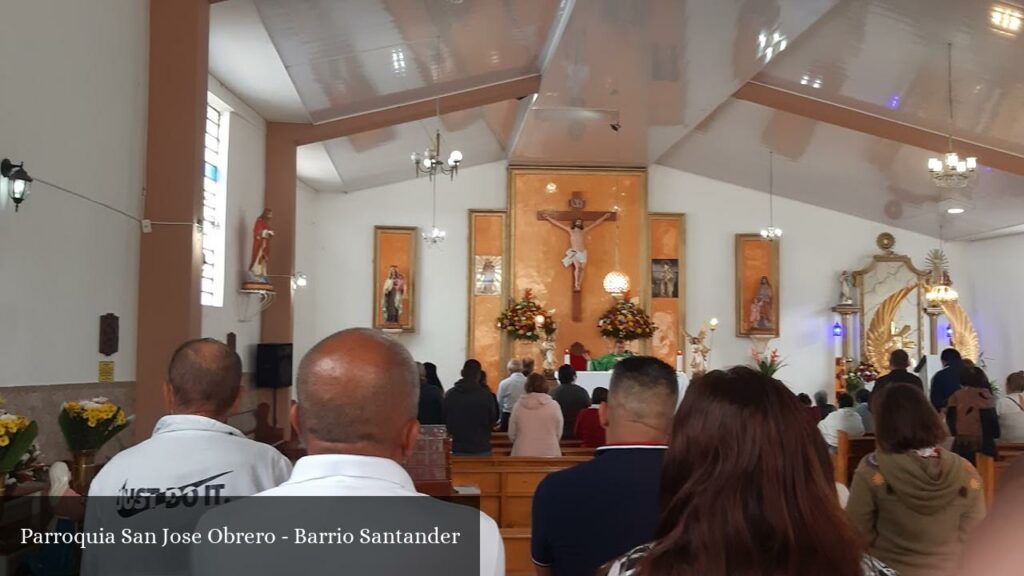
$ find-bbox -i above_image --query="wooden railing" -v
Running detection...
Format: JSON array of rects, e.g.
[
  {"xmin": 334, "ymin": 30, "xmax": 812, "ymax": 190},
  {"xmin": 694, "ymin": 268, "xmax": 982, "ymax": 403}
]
[
  {"xmin": 977, "ymin": 442, "xmax": 1024, "ymax": 507},
  {"xmin": 834, "ymin": 432, "xmax": 876, "ymax": 487}
]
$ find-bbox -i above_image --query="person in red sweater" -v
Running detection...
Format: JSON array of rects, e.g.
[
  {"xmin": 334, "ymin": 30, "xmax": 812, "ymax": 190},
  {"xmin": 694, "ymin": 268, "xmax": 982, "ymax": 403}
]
[{"xmin": 574, "ymin": 387, "xmax": 608, "ymax": 448}]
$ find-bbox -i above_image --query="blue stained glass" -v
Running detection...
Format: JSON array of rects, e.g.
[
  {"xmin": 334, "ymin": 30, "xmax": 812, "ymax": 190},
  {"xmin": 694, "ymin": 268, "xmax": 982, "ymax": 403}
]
[{"xmin": 204, "ymin": 162, "xmax": 219, "ymax": 182}]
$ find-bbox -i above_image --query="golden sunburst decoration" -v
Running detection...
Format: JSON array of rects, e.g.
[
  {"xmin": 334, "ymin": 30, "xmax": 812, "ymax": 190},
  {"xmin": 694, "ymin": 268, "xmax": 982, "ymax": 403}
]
[
  {"xmin": 939, "ymin": 300, "xmax": 979, "ymax": 362},
  {"xmin": 865, "ymin": 285, "xmax": 914, "ymax": 372}
]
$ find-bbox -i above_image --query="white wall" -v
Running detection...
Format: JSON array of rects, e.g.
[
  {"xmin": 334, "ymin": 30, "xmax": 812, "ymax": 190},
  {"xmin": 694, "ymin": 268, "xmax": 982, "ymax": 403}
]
[
  {"xmin": 296, "ymin": 162, "xmax": 507, "ymax": 386},
  {"xmin": 293, "ymin": 179, "xmax": 321, "ymax": 382},
  {"xmin": 650, "ymin": 165, "xmax": 962, "ymax": 396},
  {"xmin": 201, "ymin": 76, "xmax": 266, "ymax": 371},
  {"xmin": 0, "ymin": 0, "xmax": 147, "ymax": 386},
  {"xmin": 296, "ymin": 161, "xmax": 972, "ymax": 396},
  {"xmin": 958, "ymin": 234, "xmax": 1024, "ymax": 385}
]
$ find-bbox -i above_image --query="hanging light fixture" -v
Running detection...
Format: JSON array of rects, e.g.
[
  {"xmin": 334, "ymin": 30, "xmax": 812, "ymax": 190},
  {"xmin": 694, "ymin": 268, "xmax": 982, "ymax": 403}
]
[
  {"xmin": 1, "ymin": 158, "xmax": 33, "ymax": 212},
  {"xmin": 760, "ymin": 151, "xmax": 783, "ymax": 241},
  {"xmin": 925, "ymin": 246, "xmax": 959, "ymax": 304},
  {"xmin": 927, "ymin": 43, "xmax": 977, "ymax": 189},
  {"xmin": 411, "ymin": 129, "xmax": 462, "ymax": 181},
  {"xmin": 422, "ymin": 175, "xmax": 446, "ymax": 247}
]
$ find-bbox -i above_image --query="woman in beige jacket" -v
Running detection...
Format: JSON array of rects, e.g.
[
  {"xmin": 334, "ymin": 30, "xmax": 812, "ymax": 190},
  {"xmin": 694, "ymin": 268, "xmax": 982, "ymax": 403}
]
[
  {"xmin": 847, "ymin": 383, "xmax": 985, "ymax": 576},
  {"xmin": 508, "ymin": 373, "xmax": 563, "ymax": 457}
]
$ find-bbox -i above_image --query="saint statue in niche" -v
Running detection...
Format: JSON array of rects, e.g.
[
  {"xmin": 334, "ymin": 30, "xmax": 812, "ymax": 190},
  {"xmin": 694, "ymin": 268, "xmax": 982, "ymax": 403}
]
[
  {"xmin": 544, "ymin": 213, "xmax": 613, "ymax": 291},
  {"xmin": 248, "ymin": 209, "xmax": 274, "ymax": 281},
  {"xmin": 749, "ymin": 276, "xmax": 774, "ymax": 331},
  {"xmin": 381, "ymin": 265, "xmax": 406, "ymax": 325},
  {"xmin": 839, "ymin": 270, "xmax": 854, "ymax": 305}
]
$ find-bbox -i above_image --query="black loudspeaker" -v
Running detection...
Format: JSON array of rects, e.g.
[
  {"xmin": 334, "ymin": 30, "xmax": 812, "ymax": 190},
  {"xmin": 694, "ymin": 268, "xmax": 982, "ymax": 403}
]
[{"xmin": 255, "ymin": 343, "xmax": 293, "ymax": 389}]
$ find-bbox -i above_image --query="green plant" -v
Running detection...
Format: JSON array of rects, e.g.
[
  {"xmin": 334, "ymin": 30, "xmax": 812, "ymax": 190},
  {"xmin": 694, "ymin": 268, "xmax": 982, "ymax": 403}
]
[{"xmin": 59, "ymin": 398, "xmax": 130, "ymax": 452}]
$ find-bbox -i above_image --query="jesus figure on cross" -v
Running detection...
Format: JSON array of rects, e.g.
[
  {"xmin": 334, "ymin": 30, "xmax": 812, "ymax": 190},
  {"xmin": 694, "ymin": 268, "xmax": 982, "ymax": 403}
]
[{"xmin": 544, "ymin": 212, "xmax": 613, "ymax": 291}]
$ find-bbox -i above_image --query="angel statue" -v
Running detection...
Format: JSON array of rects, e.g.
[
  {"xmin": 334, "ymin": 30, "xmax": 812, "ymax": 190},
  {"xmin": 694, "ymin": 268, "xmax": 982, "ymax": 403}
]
[
  {"xmin": 540, "ymin": 337, "xmax": 557, "ymax": 375},
  {"xmin": 683, "ymin": 325, "xmax": 710, "ymax": 377},
  {"xmin": 839, "ymin": 271, "xmax": 854, "ymax": 305}
]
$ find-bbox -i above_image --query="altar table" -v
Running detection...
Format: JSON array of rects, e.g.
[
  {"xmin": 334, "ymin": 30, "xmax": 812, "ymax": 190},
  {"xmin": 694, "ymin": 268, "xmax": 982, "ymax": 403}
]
[{"xmin": 571, "ymin": 371, "xmax": 690, "ymax": 408}]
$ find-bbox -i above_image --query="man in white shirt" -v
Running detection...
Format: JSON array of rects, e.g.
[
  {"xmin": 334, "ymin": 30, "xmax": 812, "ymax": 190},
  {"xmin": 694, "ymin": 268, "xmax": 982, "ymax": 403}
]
[
  {"xmin": 201, "ymin": 328, "xmax": 504, "ymax": 576},
  {"xmin": 496, "ymin": 358, "xmax": 527, "ymax": 431},
  {"xmin": 818, "ymin": 391, "xmax": 866, "ymax": 449},
  {"xmin": 84, "ymin": 338, "xmax": 293, "ymax": 575}
]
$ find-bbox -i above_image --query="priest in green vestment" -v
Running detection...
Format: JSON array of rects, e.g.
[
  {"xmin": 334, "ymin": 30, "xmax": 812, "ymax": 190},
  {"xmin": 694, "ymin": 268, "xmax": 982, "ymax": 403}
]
[{"xmin": 590, "ymin": 340, "xmax": 632, "ymax": 371}]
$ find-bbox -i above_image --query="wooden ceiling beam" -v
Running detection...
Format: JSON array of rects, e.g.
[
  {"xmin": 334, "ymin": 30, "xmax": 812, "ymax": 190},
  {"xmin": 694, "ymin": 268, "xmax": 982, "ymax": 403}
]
[
  {"xmin": 274, "ymin": 74, "xmax": 541, "ymax": 146},
  {"xmin": 734, "ymin": 81, "xmax": 1024, "ymax": 177}
]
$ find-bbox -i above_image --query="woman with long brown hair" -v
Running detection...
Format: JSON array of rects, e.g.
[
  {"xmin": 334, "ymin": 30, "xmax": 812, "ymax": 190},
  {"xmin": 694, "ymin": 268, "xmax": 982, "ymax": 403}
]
[{"xmin": 604, "ymin": 366, "xmax": 894, "ymax": 576}]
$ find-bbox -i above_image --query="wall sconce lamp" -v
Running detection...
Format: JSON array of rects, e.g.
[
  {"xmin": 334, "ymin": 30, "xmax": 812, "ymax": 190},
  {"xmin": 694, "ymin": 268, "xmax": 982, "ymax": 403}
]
[
  {"xmin": 293, "ymin": 272, "xmax": 308, "ymax": 289},
  {"xmin": 1, "ymin": 159, "xmax": 33, "ymax": 211},
  {"xmin": 832, "ymin": 321, "xmax": 844, "ymax": 337}
]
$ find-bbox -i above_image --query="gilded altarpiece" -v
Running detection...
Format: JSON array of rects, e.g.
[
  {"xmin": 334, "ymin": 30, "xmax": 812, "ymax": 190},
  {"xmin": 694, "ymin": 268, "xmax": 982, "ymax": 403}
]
[{"xmin": 508, "ymin": 168, "xmax": 649, "ymax": 365}]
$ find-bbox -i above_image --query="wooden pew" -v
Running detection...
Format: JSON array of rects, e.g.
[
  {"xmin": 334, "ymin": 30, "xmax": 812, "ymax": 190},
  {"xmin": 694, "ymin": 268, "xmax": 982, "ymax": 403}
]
[
  {"xmin": 977, "ymin": 442, "xmax": 1024, "ymax": 507},
  {"xmin": 834, "ymin": 432, "xmax": 876, "ymax": 487},
  {"xmin": 453, "ymin": 454, "xmax": 594, "ymax": 572},
  {"xmin": 451, "ymin": 456, "xmax": 591, "ymax": 528},
  {"xmin": 490, "ymin": 446, "xmax": 595, "ymax": 458}
]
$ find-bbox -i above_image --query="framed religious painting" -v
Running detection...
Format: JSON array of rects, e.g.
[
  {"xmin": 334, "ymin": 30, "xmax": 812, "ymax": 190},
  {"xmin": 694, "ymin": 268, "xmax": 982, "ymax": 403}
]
[
  {"xmin": 735, "ymin": 234, "xmax": 780, "ymax": 337},
  {"xmin": 373, "ymin": 226, "xmax": 417, "ymax": 332}
]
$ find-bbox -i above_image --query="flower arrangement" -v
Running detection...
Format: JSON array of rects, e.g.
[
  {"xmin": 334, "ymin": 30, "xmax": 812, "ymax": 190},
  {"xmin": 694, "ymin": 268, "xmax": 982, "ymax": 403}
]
[
  {"xmin": 597, "ymin": 300, "xmax": 656, "ymax": 341},
  {"xmin": 497, "ymin": 289, "xmax": 556, "ymax": 342},
  {"xmin": 59, "ymin": 397, "xmax": 130, "ymax": 452},
  {"xmin": 844, "ymin": 361, "xmax": 879, "ymax": 395},
  {"xmin": 752, "ymin": 348, "xmax": 787, "ymax": 377},
  {"xmin": 0, "ymin": 409, "xmax": 38, "ymax": 476}
]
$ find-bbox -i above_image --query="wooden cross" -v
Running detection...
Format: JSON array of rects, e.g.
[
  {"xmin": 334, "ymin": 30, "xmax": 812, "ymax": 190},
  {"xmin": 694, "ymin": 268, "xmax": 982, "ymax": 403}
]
[{"xmin": 537, "ymin": 191, "xmax": 617, "ymax": 322}]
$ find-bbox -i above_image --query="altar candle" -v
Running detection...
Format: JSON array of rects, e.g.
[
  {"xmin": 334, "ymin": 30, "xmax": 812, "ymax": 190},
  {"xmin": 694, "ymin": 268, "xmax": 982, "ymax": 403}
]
[
  {"xmin": 675, "ymin": 350, "xmax": 684, "ymax": 373},
  {"xmin": 564, "ymin": 349, "xmax": 570, "ymax": 366}
]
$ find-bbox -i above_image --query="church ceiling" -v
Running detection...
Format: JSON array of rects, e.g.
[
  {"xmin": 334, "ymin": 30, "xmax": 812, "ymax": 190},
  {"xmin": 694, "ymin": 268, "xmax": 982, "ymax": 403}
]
[{"xmin": 210, "ymin": 0, "xmax": 1024, "ymax": 240}]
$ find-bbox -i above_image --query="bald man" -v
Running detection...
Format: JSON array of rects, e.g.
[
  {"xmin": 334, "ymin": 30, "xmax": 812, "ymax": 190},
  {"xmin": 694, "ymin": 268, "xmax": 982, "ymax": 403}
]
[
  {"xmin": 254, "ymin": 329, "xmax": 504, "ymax": 575},
  {"xmin": 84, "ymin": 339, "xmax": 292, "ymax": 575},
  {"xmin": 531, "ymin": 356, "xmax": 679, "ymax": 576}
]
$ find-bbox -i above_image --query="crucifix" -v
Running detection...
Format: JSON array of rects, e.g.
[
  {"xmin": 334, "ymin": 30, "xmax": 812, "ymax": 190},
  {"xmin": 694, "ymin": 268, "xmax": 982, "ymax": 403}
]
[{"xmin": 537, "ymin": 191, "xmax": 617, "ymax": 321}]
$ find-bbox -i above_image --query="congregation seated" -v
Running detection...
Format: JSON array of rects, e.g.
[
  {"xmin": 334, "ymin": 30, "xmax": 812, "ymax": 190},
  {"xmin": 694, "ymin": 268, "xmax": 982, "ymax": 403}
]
[
  {"xmin": 819, "ymin": 392, "xmax": 866, "ymax": 449},
  {"xmin": 497, "ymin": 358, "xmax": 528, "ymax": 431},
  {"xmin": 797, "ymin": 392, "xmax": 821, "ymax": 425},
  {"xmin": 946, "ymin": 365, "xmax": 1000, "ymax": 464},
  {"xmin": 236, "ymin": 329, "xmax": 504, "ymax": 574},
  {"xmin": 84, "ymin": 338, "xmax": 293, "ymax": 575},
  {"xmin": 509, "ymin": 373, "xmax": 563, "ymax": 457},
  {"xmin": 847, "ymin": 383, "xmax": 985, "ymax": 576},
  {"xmin": 532, "ymin": 357, "xmax": 677, "ymax": 576},
  {"xmin": 931, "ymin": 348, "xmax": 964, "ymax": 411},
  {"xmin": 854, "ymin": 388, "xmax": 874, "ymax": 433},
  {"xmin": 995, "ymin": 371, "xmax": 1024, "ymax": 442},
  {"xmin": 814, "ymin": 389, "xmax": 837, "ymax": 420},
  {"xmin": 551, "ymin": 364, "xmax": 590, "ymax": 439},
  {"xmin": 574, "ymin": 387, "xmax": 608, "ymax": 448},
  {"xmin": 416, "ymin": 361, "xmax": 445, "ymax": 425},
  {"xmin": 604, "ymin": 366, "xmax": 895, "ymax": 576},
  {"xmin": 443, "ymin": 359, "xmax": 499, "ymax": 456},
  {"xmin": 872, "ymin": 349, "xmax": 924, "ymax": 401}
]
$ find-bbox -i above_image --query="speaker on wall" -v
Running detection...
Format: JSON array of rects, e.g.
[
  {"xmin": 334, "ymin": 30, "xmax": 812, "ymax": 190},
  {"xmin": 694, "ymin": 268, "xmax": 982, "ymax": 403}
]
[{"xmin": 255, "ymin": 343, "xmax": 292, "ymax": 389}]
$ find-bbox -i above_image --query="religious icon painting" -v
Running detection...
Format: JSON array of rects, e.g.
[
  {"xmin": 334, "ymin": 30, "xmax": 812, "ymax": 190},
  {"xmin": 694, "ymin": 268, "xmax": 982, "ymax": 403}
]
[
  {"xmin": 650, "ymin": 259, "xmax": 679, "ymax": 299},
  {"xmin": 373, "ymin": 226, "xmax": 417, "ymax": 332},
  {"xmin": 474, "ymin": 256, "xmax": 502, "ymax": 296},
  {"xmin": 735, "ymin": 234, "xmax": 780, "ymax": 337}
]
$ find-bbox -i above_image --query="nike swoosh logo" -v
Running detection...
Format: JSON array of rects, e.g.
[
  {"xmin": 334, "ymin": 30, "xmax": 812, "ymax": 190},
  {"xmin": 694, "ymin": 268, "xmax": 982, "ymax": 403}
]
[{"xmin": 116, "ymin": 471, "xmax": 232, "ymax": 518}]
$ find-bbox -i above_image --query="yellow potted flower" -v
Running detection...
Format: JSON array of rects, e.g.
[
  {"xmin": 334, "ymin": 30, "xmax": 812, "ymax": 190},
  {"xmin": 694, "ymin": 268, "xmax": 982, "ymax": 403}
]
[
  {"xmin": 59, "ymin": 397, "xmax": 131, "ymax": 494},
  {"xmin": 0, "ymin": 408, "xmax": 38, "ymax": 496}
]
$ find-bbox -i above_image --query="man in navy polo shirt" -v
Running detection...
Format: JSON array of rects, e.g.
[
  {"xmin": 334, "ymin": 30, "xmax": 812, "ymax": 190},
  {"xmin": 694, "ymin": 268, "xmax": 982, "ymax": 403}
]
[{"xmin": 531, "ymin": 356, "xmax": 678, "ymax": 576}]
